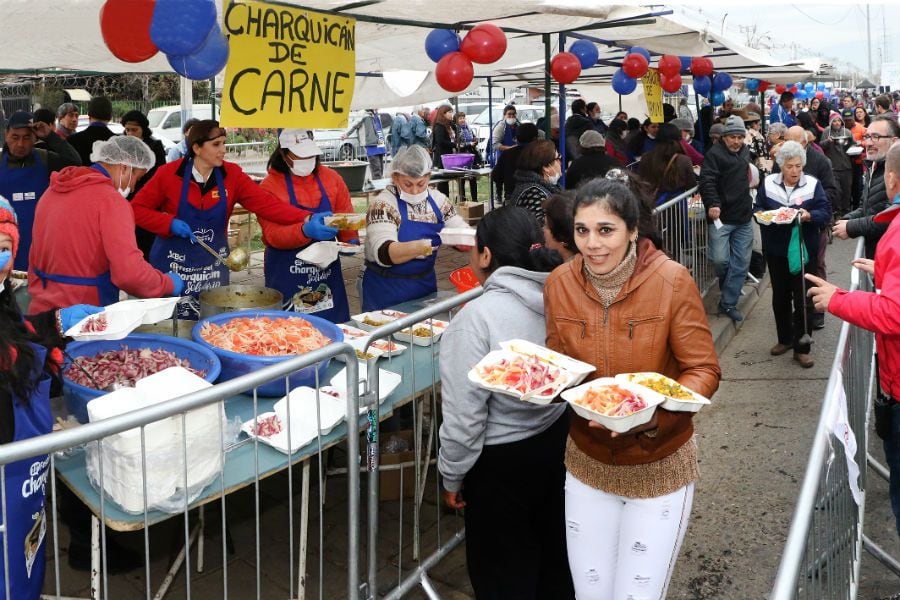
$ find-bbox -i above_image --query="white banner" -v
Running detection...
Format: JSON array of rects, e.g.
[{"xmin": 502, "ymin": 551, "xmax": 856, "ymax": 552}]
[{"xmin": 824, "ymin": 375, "xmax": 862, "ymax": 506}]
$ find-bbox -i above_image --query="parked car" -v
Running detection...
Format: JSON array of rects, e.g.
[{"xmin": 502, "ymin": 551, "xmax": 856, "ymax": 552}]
[
  {"xmin": 312, "ymin": 112, "xmax": 369, "ymax": 161},
  {"xmin": 147, "ymin": 104, "xmax": 218, "ymax": 144}
]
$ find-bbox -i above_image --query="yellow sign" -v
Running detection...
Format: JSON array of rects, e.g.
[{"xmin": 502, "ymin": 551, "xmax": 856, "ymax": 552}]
[
  {"xmin": 641, "ymin": 68, "xmax": 664, "ymax": 124},
  {"xmin": 221, "ymin": 0, "xmax": 356, "ymax": 128}
]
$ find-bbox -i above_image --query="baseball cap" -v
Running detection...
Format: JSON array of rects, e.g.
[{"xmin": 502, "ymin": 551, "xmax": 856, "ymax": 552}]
[
  {"xmin": 840, "ymin": 108, "xmax": 855, "ymax": 120},
  {"xmin": 6, "ymin": 111, "xmax": 33, "ymax": 130},
  {"xmin": 278, "ymin": 128, "xmax": 321, "ymax": 157}
]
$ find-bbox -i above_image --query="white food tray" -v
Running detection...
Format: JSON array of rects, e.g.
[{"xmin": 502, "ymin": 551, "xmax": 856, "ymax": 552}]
[
  {"xmin": 615, "ymin": 372, "xmax": 710, "ymax": 413},
  {"xmin": 392, "ymin": 318, "xmax": 449, "ymax": 346},
  {"xmin": 330, "ymin": 364, "xmax": 402, "ymax": 414},
  {"xmin": 439, "ymin": 227, "xmax": 476, "ymax": 246},
  {"xmin": 468, "ymin": 349, "xmax": 574, "ymax": 404},
  {"xmin": 561, "ymin": 377, "xmax": 665, "ymax": 433},
  {"xmin": 241, "ymin": 386, "xmax": 347, "ymax": 454},
  {"xmin": 351, "ymin": 310, "xmax": 408, "ymax": 332},
  {"xmin": 66, "ymin": 297, "xmax": 179, "ymax": 341}
]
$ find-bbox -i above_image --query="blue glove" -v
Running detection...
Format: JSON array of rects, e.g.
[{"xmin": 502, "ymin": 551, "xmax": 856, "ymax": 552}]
[
  {"xmin": 302, "ymin": 212, "xmax": 339, "ymax": 241},
  {"xmin": 348, "ymin": 239, "xmax": 360, "ymax": 245},
  {"xmin": 59, "ymin": 304, "xmax": 104, "ymax": 332},
  {"xmin": 170, "ymin": 219, "xmax": 196, "ymax": 241},
  {"xmin": 0, "ymin": 249, "xmax": 10, "ymax": 272},
  {"xmin": 166, "ymin": 271, "xmax": 185, "ymax": 296}
]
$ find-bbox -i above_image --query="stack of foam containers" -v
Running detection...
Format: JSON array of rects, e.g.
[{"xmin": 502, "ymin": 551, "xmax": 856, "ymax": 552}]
[{"xmin": 86, "ymin": 367, "xmax": 224, "ymax": 514}]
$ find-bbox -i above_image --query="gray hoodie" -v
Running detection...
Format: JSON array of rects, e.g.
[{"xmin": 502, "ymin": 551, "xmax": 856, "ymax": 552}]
[{"xmin": 438, "ymin": 266, "xmax": 568, "ymax": 493}]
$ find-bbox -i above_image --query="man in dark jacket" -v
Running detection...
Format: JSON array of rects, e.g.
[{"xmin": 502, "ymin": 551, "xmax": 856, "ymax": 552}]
[
  {"xmin": 833, "ymin": 116, "xmax": 899, "ymax": 258},
  {"xmin": 564, "ymin": 130, "xmax": 620, "ymax": 189},
  {"xmin": 699, "ymin": 115, "xmax": 753, "ymax": 321},
  {"xmin": 492, "ymin": 123, "xmax": 539, "ymax": 204},
  {"xmin": 65, "ymin": 96, "xmax": 117, "ymax": 166},
  {"xmin": 564, "ymin": 99, "xmax": 594, "ymax": 163}
]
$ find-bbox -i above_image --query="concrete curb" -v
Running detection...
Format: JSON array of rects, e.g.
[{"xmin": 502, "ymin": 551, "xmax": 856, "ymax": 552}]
[{"xmin": 707, "ymin": 271, "xmax": 771, "ymax": 356}]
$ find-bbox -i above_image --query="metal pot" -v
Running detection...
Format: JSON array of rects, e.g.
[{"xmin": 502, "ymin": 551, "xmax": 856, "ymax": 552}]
[{"xmin": 198, "ymin": 285, "xmax": 283, "ymax": 319}]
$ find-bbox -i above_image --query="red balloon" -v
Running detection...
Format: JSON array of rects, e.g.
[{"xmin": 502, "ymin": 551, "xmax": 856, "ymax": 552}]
[
  {"xmin": 815, "ymin": 90, "xmax": 824, "ymax": 99},
  {"xmin": 622, "ymin": 53, "xmax": 649, "ymax": 79},
  {"xmin": 790, "ymin": 85, "xmax": 799, "ymax": 94},
  {"xmin": 435, "ymin": 52, "xmax": 475, "ymax": 92},
  {"xmin": 775, "ymin": 84, "xmax": 787, "ymax": 94},
  {"xmin": 758, "ymin": 80, "xmax": 771, "ymax": 93},
  {"xmin": 459, "ymin": 23, "xmax": 507, "ymax": 64},
  {"xmin": 550, "ymin": 52, "xmax": 582, "ymax": 84},
  {"xmin": 690, "ymin": 56, "xmax": 714, "ymax": 77},
  {"xmin": 658, "ymin": 54, "xmax": 681, "ymax": 78},
  {"xmin": 660, "ymin": 72, "xmax": 682, "ymax": 94},
  {"xmin": 100, "ymin": 0, "xmax": 158, "ymax": 63}
]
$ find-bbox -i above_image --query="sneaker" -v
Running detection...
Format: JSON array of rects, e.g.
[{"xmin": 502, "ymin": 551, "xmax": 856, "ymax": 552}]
[{"xmin": 718, "ymin": 306, "xmax": 744, "ymax": 322}]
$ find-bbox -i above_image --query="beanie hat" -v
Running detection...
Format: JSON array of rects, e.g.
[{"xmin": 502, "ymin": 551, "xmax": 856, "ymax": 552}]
[
  {"xmin": 829, "ymin": 110, "xmax": 843, "ymax": 124},
  {"xmin": 0, "ymin": 197, "xmax": 19, "ymax": 266},
  {"xmin": 579, "ymin": 130, "xmax": 605, "ymax": 148},
  {"xmin": 671, "ymin": 117, "xmax": 694, "ymax": 131},
  {"xmin": 709, "ymin": 123, "xmax": 726, "ymax": 137},
  {"xmin": 722, "ymin": 116, "xmax": 746, "ymax": 136}
]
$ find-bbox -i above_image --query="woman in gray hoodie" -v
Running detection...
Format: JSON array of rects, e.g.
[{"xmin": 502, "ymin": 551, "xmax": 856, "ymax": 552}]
[{"xmin": 438, "ymin": 206, "xmax": 574, "ymax": 599}]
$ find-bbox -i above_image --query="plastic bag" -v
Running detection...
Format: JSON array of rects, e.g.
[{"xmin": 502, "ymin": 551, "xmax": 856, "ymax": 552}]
[{"xmin": 788, "ymin": 220, "xmax": 808, "ymax": 275}]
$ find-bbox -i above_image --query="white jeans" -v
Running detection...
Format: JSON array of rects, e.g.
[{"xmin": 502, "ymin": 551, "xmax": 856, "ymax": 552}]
[{"xmin": 565, "ymin": 472, "xmax": 694, "ymax": 600}]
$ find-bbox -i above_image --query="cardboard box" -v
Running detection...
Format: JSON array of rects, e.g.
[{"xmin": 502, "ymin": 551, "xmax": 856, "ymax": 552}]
[
  {"xmin": 380, "ymin": 430, "xmax": 416, "ymax": 501},
  {"xmin": 457, "ymin": 202, "xmax": 485, "ymax": 225}
]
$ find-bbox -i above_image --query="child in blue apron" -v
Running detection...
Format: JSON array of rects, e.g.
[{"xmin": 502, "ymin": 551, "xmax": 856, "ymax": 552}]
[
  {"xmin": 259, "ymin": 129, "xmax": 359, "ymax": 323},
  {"xmin": 0, "ymin": 199, "xmax": 102, "ymax": 599},
  {"xmin": 362, "ymin": 146, "xmax": 472, "ymax": 311}
]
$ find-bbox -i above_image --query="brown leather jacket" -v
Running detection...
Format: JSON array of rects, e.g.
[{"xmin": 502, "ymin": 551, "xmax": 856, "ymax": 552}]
[{"xmin": 545, "ymin": 239, "xmax": 721, "ymax": 466}]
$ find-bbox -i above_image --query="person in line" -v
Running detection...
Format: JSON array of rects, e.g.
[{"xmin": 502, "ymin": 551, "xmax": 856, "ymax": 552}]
[
  {"xmin": 31, "ymin": 109, "xmax": 58, "ymax": 151},
  {"xmin": 361, "ymin": 145, "xmax": 469, "ymax": 311},
  {"xmin": 833, "ymin": 116, "xmax": 899, "ymax": 259},
  {"xmin": 0, "ymin": 198, "xmax": 104, "ymax": 598},
  {"xmin": 624, "ymin": 119, "xmax": 659, "ymax": 161},
  {"xmin": 65, "ymin": 97, "xmax": 117, "ymax": 167},
  {"xmin": 545, "ymin": 178, "xmax": 720, "ymax": 600},
  {"xmin": 806, "ymin": 141, "xmax": 900, "ymax": 540},
  {"xmin": 874, "ymin": 94, "xmax": 898, "ymax": 121},
  {"xmin": 586, "ymin": 102, "xmax": 608, "ymax": 135},
  {"xmin": 542, "ymin": 192, "xmax": 577, "ymax": 262},
  {"xmin": 0, "ymin": 110, "xmax": 81, "ymax": 272},
  {"xmin": 677, "ymin": 97, "xmax": 694, "ymax": 122},
  {"xmin": 492, "ymin": 123, "xmax": 539, "ymax": 206},
  {"xmin": 258, "ymin": 129, "xmax": 357, "ymax": 323},
  {"xmin": 820, "ymin": 111, "xmax": 856, "ymax": 217},
  {"xmin": 431, "ymin": 104, "xmax": 457, "ymax": 197},
  {"xmin": 796, "ymin": 111, "xmax": 822, "ymax": 145},
  {"xmin": 343, "ymin": 109, "xmax": 387, "ymax": 180},
  {"xmin": 27, "ymin": 136, "xmax": 181, "ymax": 314},
  {"xmin": 809, "ymin": 96, "xmax": 830, "ymax": 132},
  {"xmin": 670, "ymin": 117, "xmax": 704, "ymax": 167},
  {"xmin": 410, "ymin": 106, "xmax": 432, "ymax": 149},
  {"xmin": 843, "ymin": 108, "xmax": 868, "ymax": 211},
  {"xmin": 509, "ymin": 140, "xmax": 562, "ymax": 226},
  {"xmin": 756, "ymin": 141, "xmax": 830, "ymax": 368},
  {"xmin": 700, "ymin": 116, "xmax": 754, "ymax": 321},
  {"xmin": 771, "ymin": 91, "xmax": 797, "ymax": 127},
  {"xmin": 55, "ymin": 102, "xmax": 79, "ymax": 139},
  {"xmin": 564, "ymin": 99, "xmax": 595, "ymax": 162},
  {"xmin": 604, "ymin": 118, "xmax": 630, "ymax": 166},
  {"xmin": 121, "ymin": 110, "xmax": 168, "ymax": 260},
  {"xmin": 167, "ymin": 118, "xmax": 200, "ymax": 163},
  {"xmin": 439, "ymin": 206, "xmax": 573, "ymax": 600},
  {"xmin": 638, "ymin": 122, "xmax": 696, "ymax": 206},
  {"xmin": 695, "ymin": 105, "xmax": 715, "ymax": 153},
  {"xmin": 855, "ymin": 106, "xmax": 872, "ymax": 128},
  {"xmin": 744, "ymin": 112, "xmax": 769, "ymax": 174},
  {"xmin": 614, "ymin": 111, "xmax": 628, "ymax": 122},
  {"xmin": 455, "ymin": 111, "xmax": 480, "ymax": 200},
  {"xmin": 564, "ymin": 130, "xmax": 620, "ymax": 190},
  {"xmin": 132, "ymin": 120, "xmax": 310, "ymax": 319}
]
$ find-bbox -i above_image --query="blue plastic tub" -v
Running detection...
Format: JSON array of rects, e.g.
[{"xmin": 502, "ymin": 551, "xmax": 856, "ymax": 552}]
[
  {"xmin": 191, "ymin": 310, "xmax": 343, "ymax": 397},
  {"xmin": 62, "ymin": 334, "xmax": 222, "ymax": 424}
]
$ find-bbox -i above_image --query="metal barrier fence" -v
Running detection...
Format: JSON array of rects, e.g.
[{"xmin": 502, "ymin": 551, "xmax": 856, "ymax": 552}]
[
  {"xmin": 224, "ymin": 142, "xmax": 271, "ymax": 176},
  {"xmin": 653, "ymin": 186, "xmax": 717, "ymax": 296},
  {"xmin": 0, "ymin": 343, "xmax": 361, "ymax": 600},
  {"xmin": 771, "ymin": 238, "xmax": 878, "ymax": 599}
]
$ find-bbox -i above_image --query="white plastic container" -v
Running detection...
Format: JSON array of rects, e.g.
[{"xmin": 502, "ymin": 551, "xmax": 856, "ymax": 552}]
[
  {"xmin": 615, "ymin": 372, "xmax": 711, "ymax": 413},
  {"xmin": 392, "ymin": 319, "xmax": 449, "ymax": 346},
  {"xmin": 561, "ymin": 377, "xmax": 665, "ymax": 433},
  {"xmin": 439, "ymin": 227, "xmax": 476, "ymax": 246}
]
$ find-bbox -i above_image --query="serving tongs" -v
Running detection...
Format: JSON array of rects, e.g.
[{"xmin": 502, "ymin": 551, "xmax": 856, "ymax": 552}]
[{"xmin": 62, "ymin": 349, "xmax": 128, "ymax": 392}]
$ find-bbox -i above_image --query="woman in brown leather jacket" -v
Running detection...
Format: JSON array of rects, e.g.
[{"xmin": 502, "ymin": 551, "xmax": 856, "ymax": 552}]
[{"xmin": 544, "ymin": 178, "xmax": 721, "ymax": 599}]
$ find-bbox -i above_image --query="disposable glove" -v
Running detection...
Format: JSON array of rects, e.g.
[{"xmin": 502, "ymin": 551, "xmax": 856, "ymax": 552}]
[
  {"xmin": 302, "ymin": 212, "xmax": 339, "ymax": 241},
  {"xmin": 59, "ymin": 304, "xmax": 104, "ymax": 332},
  {"xmin": 0, "ymin": 250, "xmax": 10, "ymax": 272},
  {"xmin": 170, "ymin": 219, "xmax": 196, "ymax": 241},
  {"xmin": 166, "ymin": 271, "xmax": 185, "ymax": 296}
]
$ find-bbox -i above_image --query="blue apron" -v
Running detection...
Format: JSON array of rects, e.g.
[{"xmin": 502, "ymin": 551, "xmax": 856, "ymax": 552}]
[
  {"xmin": 32, "ymin": 165, "xmax": 120, "ymax": 306},
  {"xmin": 367, "ymin": 115, "xmax": 387, "ymax": 156},
  {"xmin": 264, "ymin": 172, "xmax": 350, "ymax": 323},
  {"xmin": 0, "ymin": 151, "xmax": 49, "ymax": 272},
  {"xmin": 361, "ymin": 193, "xmax": 443, "ymax": 311},
  {"xmin": 0, "ymin": 342, "xmax": 52, "ymax": 600},
  {"xmin": 149, "ymin": 159, "xmax": 229, "ymax": 320}
]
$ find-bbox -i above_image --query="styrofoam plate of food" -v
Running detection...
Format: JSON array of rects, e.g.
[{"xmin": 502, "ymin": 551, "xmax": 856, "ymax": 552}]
[
  {"xmin": 65, "ymin": 310, "xmax": 145, "ymax": 342},
  {"xmin": 616, "ymin": 372, "xmax": 710, "ymax": 412},
  {"xmin": 754, "ymin": 207, "xmax": 798, "ymax": 226},
  {"xmin": 846, "ymin": 146, "xmax": 863, "ymax": 156},
  {"xmin": 439, "ymin": 227, "xmax": 476, "ymax": 246},
  {"xmin": 392, "ymin": 319, "xmax": 450, "ymax": 346},
  {"xmin": 468, "ymin": 349, "xmax": 575, "ymax": 404},
  {"xmin": 329, "ymin": 364, "xmax": 403, "ymax": 414},
  {"xmin": 499, "ymin": 339, "xmax": 595, "ymax": 388},
  {"xmin": 324, "ymin": 213, "xmax": 366, "ymax": 230},
  {"xmin": 368, "ymin": 338, "xmax": 406, "ymax": 357},
  {"xmin": 561, "ymin": 377, "xmax": 665, "ymax": 433},
  {"xmin": 111, "ymin": 297, "xmax": 180, "ymax": 324},
  {"xmin": 351, "ymin": 310, "xmax": 408, "ymax": 332}
]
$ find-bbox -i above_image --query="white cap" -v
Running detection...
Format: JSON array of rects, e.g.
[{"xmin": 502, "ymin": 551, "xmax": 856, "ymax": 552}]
[{"xmin": 278, "ymin": 128, "xmax": 321, "ymax": 157}]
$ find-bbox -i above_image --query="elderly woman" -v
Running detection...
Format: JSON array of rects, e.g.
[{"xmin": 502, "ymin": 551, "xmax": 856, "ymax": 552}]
[
  {"xmin": 755, "ymin": 141, "xmax": 831, "ymax": 368},
  {"xmin": 508, "ymin": 140, "xmax": 562, "ymax": 226},
  {"xmin": 362, "ymin": 145, "xmax": 469, "ymax": 311}
]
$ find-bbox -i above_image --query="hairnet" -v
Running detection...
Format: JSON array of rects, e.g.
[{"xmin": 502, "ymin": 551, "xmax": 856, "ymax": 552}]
[
  {"xmin": 89, "ymin": 135, "xmax": 155, "ymax": 169},
  {"xmin": 391, "ymin": 145, "xmax": 432, "ymax": 178}
]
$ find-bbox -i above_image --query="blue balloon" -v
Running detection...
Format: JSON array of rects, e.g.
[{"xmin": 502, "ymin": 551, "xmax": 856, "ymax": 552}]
[
  {"xmin": 611, "ymin": 68, "xmax": 637, "ymax": 95},
  {"xmin": 795, "ymin": 89, "xmax": 807, "ymax": 100},
  {"xmin": 167, "ymin": 23, "xmax": 229, "ymax": 81},
  {"xmin": 425, "ymin": 29, "xmax": 460, "ymax": 63},
  {"xmin": 816, "ymin": 82, "xmax": 825, "ymax": 91},
  {"xmin": 745, "ymin": 78, "xmax": 760, "ymax": 92},
  {"xmin": 693, "ymin": 75, "xmax": 712, "ymax": 97},
  {"xmin": 712, "ymin": 72, "xmax": 733, "ymax": 92},
  {"xmin": 629, "ymin": 46, "xmax": 651, "ymax": 62},
  {"xmin": 679, "ymin": 56, "xmax": 692, "ymax": 73},
  {"xmin": 804, "ymin": 82, "xmax": 814, "ymax": 92},
  {"xmin": 150, "ymin": 0, "xmax": 217, "ymax": 57},
  {"xmin": 570, "ymin": 39, "xmax": 600, "ymax": 70},
  {"xmin": 711, "ymin": 90, "xmax": 726, "ymax": 106}
]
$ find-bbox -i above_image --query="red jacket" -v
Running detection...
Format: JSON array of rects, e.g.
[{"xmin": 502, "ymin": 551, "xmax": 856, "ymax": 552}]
[
  {"xmin": 830, "ymin": 216, "xmax": 900, "ymax": 400},
  {"xmin": 27, "ymin": 166, "xmax": 173, "ymax": 313},
  {"xmin": 258, "ymin": 165, "xmax": 358, "ymax": 249},
  {"xmin": 131, "ymin": 159, "xmax": 309, "ymax": 238}
]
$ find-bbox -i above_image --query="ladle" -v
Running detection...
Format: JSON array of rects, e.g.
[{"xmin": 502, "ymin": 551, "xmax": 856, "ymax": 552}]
[{"xmin": 192, "ymin": 237, "xmax": 249, "ymax": 272}]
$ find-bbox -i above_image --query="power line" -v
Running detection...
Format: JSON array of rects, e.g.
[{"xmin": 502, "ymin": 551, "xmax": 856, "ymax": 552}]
[{"xmin": 790, "ymin": 4, "xmax": 854, "ymax": 27}]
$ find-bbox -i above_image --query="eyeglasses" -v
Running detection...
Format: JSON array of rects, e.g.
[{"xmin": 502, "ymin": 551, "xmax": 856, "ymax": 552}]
[{"xmin": 862, "ymin": 133, "xmax": 896, "ymax": 142}]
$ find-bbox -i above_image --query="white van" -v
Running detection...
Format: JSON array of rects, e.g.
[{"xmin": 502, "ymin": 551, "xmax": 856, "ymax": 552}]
[{"xmin": 147, "ymin": 104, "xmax": 217, "ymax": 143}]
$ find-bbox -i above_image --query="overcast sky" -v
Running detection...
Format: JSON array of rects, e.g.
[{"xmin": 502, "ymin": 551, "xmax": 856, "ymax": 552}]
[{"xmin": 666, "ymin": 2, "xmax": 898, "ymax": 79}]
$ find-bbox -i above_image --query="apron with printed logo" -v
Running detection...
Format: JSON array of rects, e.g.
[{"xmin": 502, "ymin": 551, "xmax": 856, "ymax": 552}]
[{"xmin": 0, "ymin": 151, "xmax": 49, "ymax": 271}]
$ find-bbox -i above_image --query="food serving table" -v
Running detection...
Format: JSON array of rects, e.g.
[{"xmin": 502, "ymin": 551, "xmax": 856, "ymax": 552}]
[{"xmin": 52, "ymin": 296, "xmax": 450, "ymax": 599}]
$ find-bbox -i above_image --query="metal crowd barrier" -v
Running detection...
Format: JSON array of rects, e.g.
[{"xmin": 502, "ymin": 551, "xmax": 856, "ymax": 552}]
[
  {"xmin": 0, "ymin": 343, "xmax": 361, "ymax": 600},
  {"xmin": 771, "ymin": 238, "xmax": 883, "ymax": 599},
  {"xmin": 652, "ymin": 186, "xmax": 717, "ymax": 296},
  {"xmin": 224, "ymin": 141, "xmax": 271, "ymax": 174}
]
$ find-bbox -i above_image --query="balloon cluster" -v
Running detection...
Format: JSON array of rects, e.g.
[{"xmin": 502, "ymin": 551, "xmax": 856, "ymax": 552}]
[
  {"xmin": 611, "ymin": 46, "xmax": 651, "ymax": 95},
  {"xmin": 427, "ymin": 24, "xmax": 507, "ymax": 92},
  {"xmin": 99, "ymin": 0, "xmax": 228, "ymax": 80},
  {"xmin": 744, "ymin": 79, "xmax": 772, "ymax": 94},
  {"xmin": 545, "ymin": 39, "xmax": 599, "ymax": 85}
]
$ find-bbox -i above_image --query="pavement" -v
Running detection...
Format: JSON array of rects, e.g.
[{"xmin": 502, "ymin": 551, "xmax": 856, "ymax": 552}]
[{"xmin": 42, "ymin": 234, "xmax": 900, "ymax": 599}]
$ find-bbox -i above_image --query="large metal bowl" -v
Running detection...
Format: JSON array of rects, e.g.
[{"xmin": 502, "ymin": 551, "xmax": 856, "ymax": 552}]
[{"xmin": 199, "ymin": 285, "xmax": 283, "ymax": 319}]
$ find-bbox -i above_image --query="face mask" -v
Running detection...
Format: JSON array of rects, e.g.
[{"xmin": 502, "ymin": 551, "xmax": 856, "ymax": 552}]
[
  {"xmin": 117, "ymin": 166, "xmax": 132, "ymax": 198},
  {"xmin": 399, "ymin": 189, "xmax": 429, "ymax": 203},
  {"xmin": 647, "ymin": 133, "xmax": 656, "ymax": 140},
  {"xmin": 505, "ymin": 118, "xmax": 516, "ymax": 126},
  {"xmin": 592, "ymin": 113, "xmax": 601, "ymax": 121},
  {"xmin": 290, "ymin": 157, "xmax": 317, "ymax": 177},
  {"xmin": 546, "ymin": 174, "xmax": 561, "ymax": 185}
]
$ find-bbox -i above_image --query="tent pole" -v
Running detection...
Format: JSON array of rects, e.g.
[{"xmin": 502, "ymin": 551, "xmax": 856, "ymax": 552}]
[
  {"xmin": 558, "ymin": 32, "xmax": 567, "ymax": 187},
  {"xmin": 487, "ymin": 76, "xmax": 495, "ymax": 209},
  {"xmin": 695, "ymin": 91, "xmax": 706, "ymax": 153},
  {"xmin": 759, "ymin": 90, "xmax": 766, "ymax": 139},
  {"xmin": 210, "ymin": 78, "xmax": 217, "ymax": 121},
  {"xmin": 543, "ymin": 34, "xmax": 552, "ymax": 139},
  {"xmin": 180, "ymin": 77, "xmax": 192, "ymax": 134}
]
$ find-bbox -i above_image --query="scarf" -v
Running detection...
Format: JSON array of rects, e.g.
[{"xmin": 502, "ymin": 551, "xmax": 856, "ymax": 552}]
[{"xmin": 582, "ymin": 240, "xmax": 638, "ymax": 307}]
